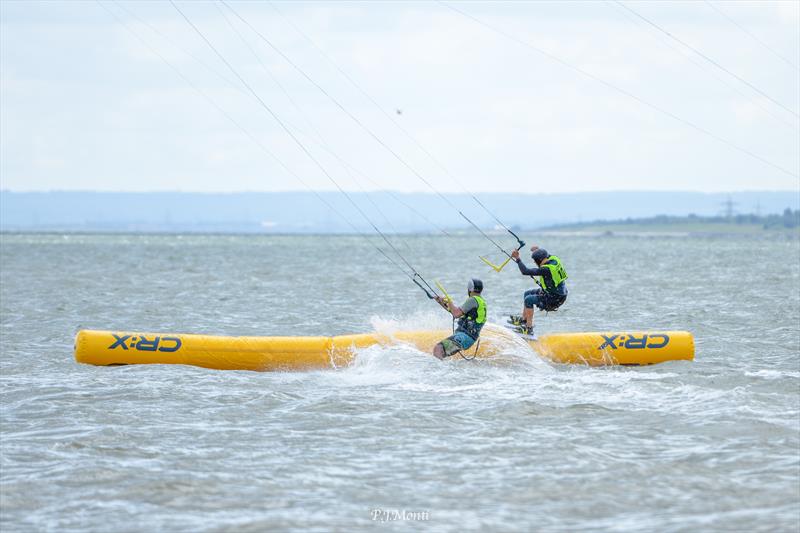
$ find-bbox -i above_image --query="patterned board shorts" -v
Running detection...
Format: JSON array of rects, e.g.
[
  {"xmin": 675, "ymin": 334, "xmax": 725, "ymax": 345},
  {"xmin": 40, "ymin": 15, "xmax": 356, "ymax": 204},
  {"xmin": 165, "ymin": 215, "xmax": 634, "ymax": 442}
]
[{"xmin": 439, "ymin": 331, "xmax": 477, "ymax": 357}]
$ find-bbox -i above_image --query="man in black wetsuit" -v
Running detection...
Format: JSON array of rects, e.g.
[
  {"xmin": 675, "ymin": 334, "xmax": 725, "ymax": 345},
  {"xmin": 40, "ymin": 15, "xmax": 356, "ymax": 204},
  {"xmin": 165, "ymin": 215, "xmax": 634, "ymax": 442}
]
[{"xmin": 509, "ymin": 246, "xmax": 568, "ymax": 336}]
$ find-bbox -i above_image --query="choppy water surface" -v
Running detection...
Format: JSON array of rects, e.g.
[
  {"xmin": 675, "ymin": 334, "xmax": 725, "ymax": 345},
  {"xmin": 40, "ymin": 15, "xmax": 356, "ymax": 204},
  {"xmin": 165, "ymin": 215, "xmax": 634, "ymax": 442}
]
[{"xmin": 1, "ymin": 233, "xmax": 798, "ymax": 532}]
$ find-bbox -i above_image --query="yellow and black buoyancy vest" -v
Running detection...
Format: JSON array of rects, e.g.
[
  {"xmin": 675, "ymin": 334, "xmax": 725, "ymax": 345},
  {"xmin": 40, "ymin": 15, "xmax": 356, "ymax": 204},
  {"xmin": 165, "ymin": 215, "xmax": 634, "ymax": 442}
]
[
  {"xmin": 534, "ymin": 256, "xmax": 568, "ymax": 293},
  {"xmin": 457, "ymin": 295, "xmax": 486, "ymax": 339}
]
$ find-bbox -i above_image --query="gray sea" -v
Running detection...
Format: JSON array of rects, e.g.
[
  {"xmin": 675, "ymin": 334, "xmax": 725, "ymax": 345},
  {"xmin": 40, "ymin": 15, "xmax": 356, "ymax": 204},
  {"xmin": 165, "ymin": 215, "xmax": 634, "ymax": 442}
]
[{"xmin": 1, "ymin": 232, "xmax": 798, "ymax": 532}]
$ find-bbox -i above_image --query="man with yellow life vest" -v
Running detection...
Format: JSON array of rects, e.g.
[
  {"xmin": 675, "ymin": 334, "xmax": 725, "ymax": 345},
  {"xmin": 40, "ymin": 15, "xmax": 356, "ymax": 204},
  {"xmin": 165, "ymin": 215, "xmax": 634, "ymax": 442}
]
[
  {"xmin": 509, "ymin": 246, "xmax": 568, "ymax": 336},
  {"xmin": 432, "ymin": 278, "xmax": 487, "ymax": 360}
]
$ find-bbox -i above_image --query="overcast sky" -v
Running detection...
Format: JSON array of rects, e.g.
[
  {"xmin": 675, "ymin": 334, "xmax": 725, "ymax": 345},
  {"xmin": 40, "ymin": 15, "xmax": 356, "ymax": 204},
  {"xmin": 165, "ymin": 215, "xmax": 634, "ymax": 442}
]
[{"xmin": 1, "ymin": 1, "xmax": 798, "ymax": 193}]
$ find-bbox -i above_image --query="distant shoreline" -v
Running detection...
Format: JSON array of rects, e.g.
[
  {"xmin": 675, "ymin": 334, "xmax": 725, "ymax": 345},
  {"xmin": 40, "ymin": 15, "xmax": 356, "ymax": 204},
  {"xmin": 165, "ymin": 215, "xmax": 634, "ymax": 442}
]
[
  {"xmin": 543, "ymin": 210, "xmax": 800, "ymax": 236},
  {"xmin": 3, "ymin": 190, "xmax": 798, "ymax": 234},
  {"xmin": 3, "ymin": 209, "xmax": 799, "ymax": 237},
  {"xmin": 1, "ymin": 228, "xmax": 798, "ymax": 239}
]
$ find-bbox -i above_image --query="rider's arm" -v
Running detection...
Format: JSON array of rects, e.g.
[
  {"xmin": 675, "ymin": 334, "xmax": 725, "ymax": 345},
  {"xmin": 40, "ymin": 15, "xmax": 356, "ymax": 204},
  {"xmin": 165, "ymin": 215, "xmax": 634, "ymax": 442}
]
[
  {"xmin": 435, "ymin": 296, "xmax": 464, "ymax": 317},
  {"xmin": 452, "ymin": 297, "xmax": 477, "ymax": 319},
  {"xmin": 516, "ymin": 259, "xmax": 546, "ymax": 277}
]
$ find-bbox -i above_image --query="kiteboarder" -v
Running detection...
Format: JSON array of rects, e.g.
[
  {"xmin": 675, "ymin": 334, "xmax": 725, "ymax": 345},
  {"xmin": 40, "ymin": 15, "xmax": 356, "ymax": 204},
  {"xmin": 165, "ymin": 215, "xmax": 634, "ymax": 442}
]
[
  {"xmin": 509, "ymin": 246, "xmax": 568, "ymax": 336},
  {"xmin": 433, "ymin": 278, "xmax": 487, "ymax": 359}
]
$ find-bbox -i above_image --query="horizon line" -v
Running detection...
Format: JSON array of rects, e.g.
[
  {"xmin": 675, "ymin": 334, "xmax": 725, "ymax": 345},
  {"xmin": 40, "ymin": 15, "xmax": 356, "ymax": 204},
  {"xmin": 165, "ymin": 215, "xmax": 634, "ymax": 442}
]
[{"xmin": 2, "ymin": 188, "xmax": 798, "ymax": 195}]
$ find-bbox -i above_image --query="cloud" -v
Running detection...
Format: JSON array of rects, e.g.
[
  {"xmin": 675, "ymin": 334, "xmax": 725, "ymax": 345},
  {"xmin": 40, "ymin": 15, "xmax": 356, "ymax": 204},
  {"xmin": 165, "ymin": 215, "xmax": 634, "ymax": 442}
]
[{"xmin": 1, "ymin": 1, "xmax": 797, "ymax": 193}]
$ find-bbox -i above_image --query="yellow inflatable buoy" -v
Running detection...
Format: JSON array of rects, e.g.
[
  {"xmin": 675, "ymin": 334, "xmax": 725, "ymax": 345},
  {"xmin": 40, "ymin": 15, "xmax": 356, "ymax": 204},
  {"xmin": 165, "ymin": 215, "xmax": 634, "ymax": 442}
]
[{"xmin": 74, "ymin": 328, "xmax": 694, "ymax": 371}]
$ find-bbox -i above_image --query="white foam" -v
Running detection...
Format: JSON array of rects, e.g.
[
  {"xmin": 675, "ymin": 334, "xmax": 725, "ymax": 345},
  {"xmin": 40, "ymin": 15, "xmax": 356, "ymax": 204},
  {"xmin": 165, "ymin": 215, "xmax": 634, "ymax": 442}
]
[
  {"xmin": 745, "ymin": 369, "xmax": 800, "ymax": 380},
  {"xmin": 368, "ymin": 309, "xmax": 452, "ymax": 334}
]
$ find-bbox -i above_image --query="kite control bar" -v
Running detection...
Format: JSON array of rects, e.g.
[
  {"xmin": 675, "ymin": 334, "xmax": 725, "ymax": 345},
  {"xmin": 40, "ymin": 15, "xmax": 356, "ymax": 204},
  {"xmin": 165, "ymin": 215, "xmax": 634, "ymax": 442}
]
[{"xmin": 479, "ymin": 230, "xmax": 525, "ymax": 273}]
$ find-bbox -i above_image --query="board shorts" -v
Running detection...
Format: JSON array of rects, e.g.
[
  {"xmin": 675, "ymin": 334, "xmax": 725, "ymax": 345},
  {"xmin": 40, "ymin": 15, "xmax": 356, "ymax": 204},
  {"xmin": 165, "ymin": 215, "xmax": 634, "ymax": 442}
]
[
  {"xmin": 524, "ymin": 288, "xmax": 567, "ymax": 311},
  {"xmin": 438, "ymin": 331, "xmax": 477, "ymax": 357}
]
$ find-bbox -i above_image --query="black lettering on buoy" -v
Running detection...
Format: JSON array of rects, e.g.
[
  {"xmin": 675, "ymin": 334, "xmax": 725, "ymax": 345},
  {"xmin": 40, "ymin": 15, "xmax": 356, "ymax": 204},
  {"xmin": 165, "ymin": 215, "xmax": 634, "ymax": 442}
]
[
  {"xmin": 108, "ymin": 334, "xmax": 131, "ymax": 350},
  {"xmin": 624, "ymin": 335, "xmax": 647, "ymax": 349},
  {"xmin": 646, "ymin": 334, "xmax": 669, "ymax": 349},
  {"xmin": 135, "ymin": 336, "xmax": 159, "ymax": 352},
  {"xmin": 158, "ymin": 337, "xmax": 182, "ymax": 352},
  {"xmin": 598, "ymin": 334, "xmax": 619, "ymax": 350}
]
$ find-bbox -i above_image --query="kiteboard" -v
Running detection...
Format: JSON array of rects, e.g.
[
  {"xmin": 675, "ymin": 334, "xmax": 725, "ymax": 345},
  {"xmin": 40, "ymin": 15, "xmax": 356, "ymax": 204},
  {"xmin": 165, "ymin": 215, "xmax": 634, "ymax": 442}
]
[{"xmin": 503, "ymin": 320, "xmax": 538, "ymax": 341}]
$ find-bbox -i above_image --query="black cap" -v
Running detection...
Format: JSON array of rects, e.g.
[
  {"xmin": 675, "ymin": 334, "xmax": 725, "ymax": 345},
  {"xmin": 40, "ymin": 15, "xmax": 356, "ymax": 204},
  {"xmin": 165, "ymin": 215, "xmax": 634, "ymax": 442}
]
[
  {"xmin": 531, "ymin": 248, "xmax": 549, "ymax": 264},
  {"xmin": 467, "ymin": 278, "xmax": 483, "ymax": 293}
]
